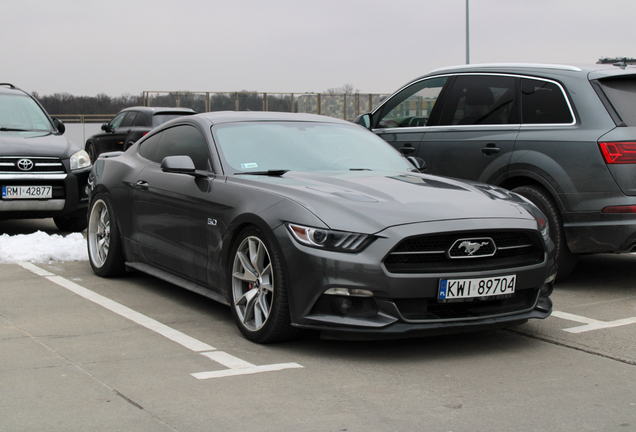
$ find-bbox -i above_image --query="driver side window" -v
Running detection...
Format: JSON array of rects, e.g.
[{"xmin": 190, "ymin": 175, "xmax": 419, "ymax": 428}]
[
  {"xmin": 154, "ymin": 125, "xmax": 211, "ymax": 171},
  {"xmin": 376, "ymin": 77, "xmax": 448, "ymax": 128},
  {"xmin": 109, "ymin": 112, "xmax": 127, "ymax": 129}
]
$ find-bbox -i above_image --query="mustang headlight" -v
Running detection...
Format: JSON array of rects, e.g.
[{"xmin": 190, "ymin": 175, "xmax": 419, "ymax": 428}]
[
  {"xmin": 286, "ymin": 223, "xmax": 374, "ymax": 253},
  {"xmin": 70, "ymin": 150, "xmax": 91, "ymax": 171}
]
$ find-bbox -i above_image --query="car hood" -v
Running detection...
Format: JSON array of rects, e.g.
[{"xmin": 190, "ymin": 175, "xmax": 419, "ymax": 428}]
[
  {"xmin": 231, "ymin": 171, "xmax": 537, "ymax": 233},
  {"xmin": 0, "ymin": 131, "xmax": 79, "ymax": 158}
]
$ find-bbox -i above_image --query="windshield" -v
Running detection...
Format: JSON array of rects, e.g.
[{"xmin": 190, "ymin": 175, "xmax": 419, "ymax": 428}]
[
  {"xmin": 0, "ymin": 93, "xmax": 54, "ymax": 132},
  {"xmin": 213, "ymin": 121, "xmax": 413, "ymax": 173}
]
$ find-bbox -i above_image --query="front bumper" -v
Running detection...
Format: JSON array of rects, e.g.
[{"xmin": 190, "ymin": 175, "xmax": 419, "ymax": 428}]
[
  {"xmin": 0, "ymin": 169, "xmax": 91, "ymax": 220},
  {"xmin": 275, "ymin": 218, "xmax": 556, "ymax": 335}
]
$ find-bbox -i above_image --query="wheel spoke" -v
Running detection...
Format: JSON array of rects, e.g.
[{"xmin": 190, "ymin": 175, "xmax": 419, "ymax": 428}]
[
  {"xmin": 238, "ymin": 289, "xmax": 259, "ymax": 325},
  {"xmin": 260, "ymin": 263, "xmax": 273, "ymax": 292},
  {"xmin": 234, "ymin": 251, "xmax": 258, "ymax": 282},
  {"xmin": 98, "ymin": 237, "xmax": 108, "ymax": 262}
]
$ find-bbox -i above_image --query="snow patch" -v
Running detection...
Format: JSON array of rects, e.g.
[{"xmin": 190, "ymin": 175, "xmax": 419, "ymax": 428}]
[{"xmin": 0, "ymin": 231, "xmax": 88, "ymax": 264}]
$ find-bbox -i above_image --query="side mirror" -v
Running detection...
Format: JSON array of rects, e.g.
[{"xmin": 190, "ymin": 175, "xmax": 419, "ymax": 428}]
[
  {"xmin": 354, "ymin": 113, "xmax": 372, "ymax": 129},
  {"xmin": 161, "ymin": 155, "xmax": 196, "ymax": 174},
  {"xmin": 101, "ymin": 122, "xmax": 113, "ymax": 132},
  {"xmin": 407, "ymin": 156, "xmax": 427, "ymax": 173},
  {"xmin": 52, "ymin": 118, "xmax": 65, "ymax": 134}
]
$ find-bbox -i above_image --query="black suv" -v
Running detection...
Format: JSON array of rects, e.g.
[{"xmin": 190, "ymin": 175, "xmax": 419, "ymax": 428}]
[
  {"xmin": 0, "ymin": 83, "xmax": 91, "ymax": 232},
  {"xmin": 85, "ymin": 106, "xmax": 196, "ymax": 162},
  {"xmin": 356, "ymin": 63, "xmax": 636, "ymax": 279}
]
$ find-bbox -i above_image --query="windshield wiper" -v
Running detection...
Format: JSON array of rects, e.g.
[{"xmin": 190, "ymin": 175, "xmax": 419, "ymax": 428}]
[
  {"xmin": 235, "ymin": 169, "xmax": 288, "ymax": 177},
  {"xmin": 349, "ymin": 168, "xmax": 372, "ymax": 171},
  {"xmin": 0, "ymin": 127, "xmax": 30, "ymax": 132}
]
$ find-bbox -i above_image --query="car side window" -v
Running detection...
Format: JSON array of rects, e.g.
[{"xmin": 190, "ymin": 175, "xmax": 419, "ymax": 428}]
[
  {"xmin": 138, "ymin": 132, "xmax": 163, "ymax": 160},
  {"xmin": 438, "ymin": 75, "xmax": 516, "ymax": 126},
  {"xmin": 121, "ymin": 111, "xmax": 137, "ymax": 127},
  {"xmin": 109, "ymin": 112, "xmax": 127, "ymax": 129},
  {"xmin": 521, "ymin": 78, "xmax": 574, "ymax": 124},
  {"xmin": 133, "ymin": 113, "xmax": 149, "ymax": 127},
  {"xmin": 375, "ymin": 77, "xmax": 448, "ymax": 128},
  {"xmin": 154, "ymin": 125, "xmax": 211, "ymax": 171}
]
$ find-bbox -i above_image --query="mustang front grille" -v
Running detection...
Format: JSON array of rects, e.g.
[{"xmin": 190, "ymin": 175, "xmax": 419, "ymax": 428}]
[{"xmin": 384, "ymin": 231, "xmax": 544, "ymax": 273}]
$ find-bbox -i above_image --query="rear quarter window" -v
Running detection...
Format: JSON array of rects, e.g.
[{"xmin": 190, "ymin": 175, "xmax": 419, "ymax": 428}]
[
  {"xmin": 521, "ymin": 79, "xmax": 573, "ymax": 124},
  {"xmin": 597, "ymin": 76, "xmax": 636, "ymax": 126}
]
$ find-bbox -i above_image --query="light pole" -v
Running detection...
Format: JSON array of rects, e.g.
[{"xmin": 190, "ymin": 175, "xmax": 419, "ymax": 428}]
[{"xmin": 466, "ymin": 0, "xmax": 470, "ymax": 64}]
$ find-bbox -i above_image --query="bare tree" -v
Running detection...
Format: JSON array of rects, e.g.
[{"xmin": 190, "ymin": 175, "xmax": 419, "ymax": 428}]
[{"xmin": 326, "ymin": 84, "xmax": 359, "ymax": 94}]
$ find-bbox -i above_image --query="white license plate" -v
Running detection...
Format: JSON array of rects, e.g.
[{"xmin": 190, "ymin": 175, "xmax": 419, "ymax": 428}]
[
  {"xmin": 2, "ymin": 185, "xmax": 52, "ymax": 199},
  {"xmin": 438, "ymin": 275, "xmax": 516, "ymax": 301}
]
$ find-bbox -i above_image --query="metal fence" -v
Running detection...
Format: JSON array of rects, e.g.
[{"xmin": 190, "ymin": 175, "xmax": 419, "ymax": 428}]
[
  {"xmin": 141, "ymin": 91, "xmax": 388, "ymax": 121},
  {"xmin": 52, "ymin": 114, "xmax": 114, "ymax": 124},
  {"xmin": 51, "ymin": 91, "xmax": 389, "ymax": 124}
]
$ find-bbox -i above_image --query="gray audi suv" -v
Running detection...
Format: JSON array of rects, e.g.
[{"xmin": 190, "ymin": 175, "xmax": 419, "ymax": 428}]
[{"xmin": 356, "ymin": 62, "xmax": 636, "ymax": 279}]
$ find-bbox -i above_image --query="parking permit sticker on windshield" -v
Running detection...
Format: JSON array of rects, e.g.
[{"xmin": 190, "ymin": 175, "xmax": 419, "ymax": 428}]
[{"xmin": 241, "ymin": 163, "xmax": 258, "ymax": 169}]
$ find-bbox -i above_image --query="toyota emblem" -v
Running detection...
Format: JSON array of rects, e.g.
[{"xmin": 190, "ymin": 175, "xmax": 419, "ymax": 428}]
[{"xmin": 17, "ymin": 159, "xmax": 34, "ymax": 171}]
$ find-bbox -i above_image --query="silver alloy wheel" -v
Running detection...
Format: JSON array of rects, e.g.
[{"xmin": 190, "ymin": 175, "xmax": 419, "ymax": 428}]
[
  {"xmin": 88, "ymin": 199, "xmax": 110, "ymax": 268},
  {"xmin": 231, "ymin": 236, "xmax": 274, "ymax": 332}
]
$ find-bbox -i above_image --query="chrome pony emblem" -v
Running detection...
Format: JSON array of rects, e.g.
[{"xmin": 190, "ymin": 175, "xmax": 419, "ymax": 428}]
[
  {"xmin": 449, "ymin": 237, "xmax": 496, "ymax": 259},
  {"xmin": 459, "ymin": 241, "xmax": 489, "ymax": 256},
  {"xmin": 17, "ymin": 159, "xmax": 34, "ymax": 171}
]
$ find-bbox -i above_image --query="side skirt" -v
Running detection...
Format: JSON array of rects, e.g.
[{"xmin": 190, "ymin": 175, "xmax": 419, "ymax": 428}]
[{"xmin": 125, "ymin": 262, "xmax": 229, "ymax": 306}]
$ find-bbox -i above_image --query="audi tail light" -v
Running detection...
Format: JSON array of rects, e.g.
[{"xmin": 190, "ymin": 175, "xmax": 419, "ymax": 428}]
[{"xmin": 598, "ymin": 142, "xmax": 636, "ymax": 164}]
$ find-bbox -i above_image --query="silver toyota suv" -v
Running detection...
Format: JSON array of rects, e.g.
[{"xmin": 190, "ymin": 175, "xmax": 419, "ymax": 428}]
[
  {"xmin": 0, "ymin": 83, "xmax": 92, "ymax": 231},
  {"xmin": 356, "ymin": 62, "xmax": 636, "ymax": 279}
]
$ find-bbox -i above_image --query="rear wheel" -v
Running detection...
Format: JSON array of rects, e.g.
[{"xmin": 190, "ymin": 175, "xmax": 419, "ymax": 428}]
[
  {"xmin": 87, "ymin": 194, "xmax": 126, "ymax": 277},
  {"xmin": 229, "ymin": 226, "xmax": 300, "ymax": 343},
  {"xmin": 512, "ymin": 185, "xmax": 578, "ymax": 280}
]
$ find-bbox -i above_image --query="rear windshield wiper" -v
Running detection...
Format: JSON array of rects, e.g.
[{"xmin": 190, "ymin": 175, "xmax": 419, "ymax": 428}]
[{"xmin": 235, "ymin": 170, "xmax": 288, "ymax": 177}]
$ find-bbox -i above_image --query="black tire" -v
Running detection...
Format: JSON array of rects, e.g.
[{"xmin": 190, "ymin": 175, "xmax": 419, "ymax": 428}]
[
  {"xmin": 53, "ymin": 215, "xmax": 87, "ymax": 232},
  {"xmin": 229, "ymin": 226, "xmax": 301, "ymax": 343},
  {"xmin": 512, "ymin": 185, "xmax": 578, "ymax": 280},
  {"xmin": 86, "ymin": 141, "xmax": 97, "ymax": 163},
  {"xmin": 87, "ymin": 194, "xmax": 126, "ymax": 277}
]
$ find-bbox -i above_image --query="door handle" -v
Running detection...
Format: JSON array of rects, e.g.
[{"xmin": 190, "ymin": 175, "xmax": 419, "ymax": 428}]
[
  {"xmin": 480, "ymin": 143, "xmax": 501, "ymax": 156},
  {"xmin": 399, "ymin": 143, "xmax": 416, "ymax": 155},
  {"xmin": 136, "ymin": 180, "xmax": 149, "ymax": 190}
]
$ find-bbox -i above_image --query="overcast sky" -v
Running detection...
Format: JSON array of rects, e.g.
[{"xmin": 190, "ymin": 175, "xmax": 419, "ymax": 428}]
[{"xmin": 3, "ymin": 0, "xmax": 634, "ymax": 97}]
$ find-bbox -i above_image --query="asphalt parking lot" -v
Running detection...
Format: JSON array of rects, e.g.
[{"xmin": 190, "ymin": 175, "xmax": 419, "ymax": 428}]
[{"xmin": 1, "ymin": 219, "xmax": 635, "ymax": 432}]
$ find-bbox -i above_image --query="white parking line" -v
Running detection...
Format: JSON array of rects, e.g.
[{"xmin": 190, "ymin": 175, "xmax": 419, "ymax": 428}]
[
  {"xmin": 18, "ymin": 262, "xmax": 303, "ymax": 379},
  {"xmin": 552, "ymin": 310, "xmax": 636, "ymax": 334}
]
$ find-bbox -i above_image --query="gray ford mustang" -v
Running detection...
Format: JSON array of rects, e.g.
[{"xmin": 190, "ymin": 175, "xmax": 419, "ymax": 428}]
[{"xmin": 87, "ymin": 111, "xmax": 556, "ymax": 343}]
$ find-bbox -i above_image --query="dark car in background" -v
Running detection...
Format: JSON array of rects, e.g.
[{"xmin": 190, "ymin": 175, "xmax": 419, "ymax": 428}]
[
  {"xmin": 87, "ymin": 111, "xmax": 556, "ymax": 343},
  {"xmin": 85, "ymin": 106, "xmax": 196, "ymax": 162},
  {"xmin": 356, "ymin": 63, "xmax": 636, "ymax": 280},
  {"xmin": 0, "ymin": 83, "xmax": 92, "ymax": 232}
]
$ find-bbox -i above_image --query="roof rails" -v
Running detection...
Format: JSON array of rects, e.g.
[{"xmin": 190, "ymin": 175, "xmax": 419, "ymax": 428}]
[
  {"xmin": 430, "ymin": 63, "xmax": 583, "ymax": 73},
  {"xmin": 0, "ymin": 83, "xmax": 17, "ymax": 89}
]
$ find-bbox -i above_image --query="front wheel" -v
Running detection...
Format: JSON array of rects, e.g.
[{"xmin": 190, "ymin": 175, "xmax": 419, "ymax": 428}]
[
  {"xmin": 512, "ymin": 185, "xmax": 578, "ymax": 280},
  {"xmin": 87, "ymin": 194, "xmax": 126, "ymax": 277},
  {"xmin": 86, "ymin": 141, "xmax": 98, "ymax": 163},
  {"xmin": 229, "ymin": 227, "xmax": 300, "ymax": 343}
]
